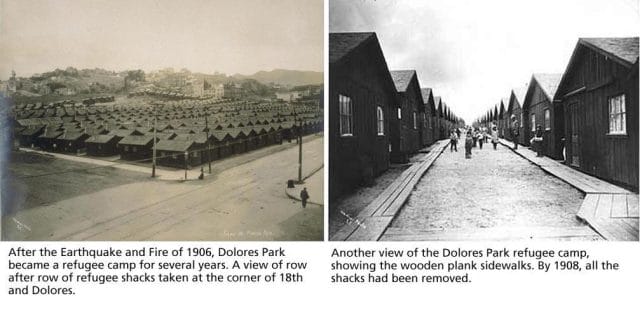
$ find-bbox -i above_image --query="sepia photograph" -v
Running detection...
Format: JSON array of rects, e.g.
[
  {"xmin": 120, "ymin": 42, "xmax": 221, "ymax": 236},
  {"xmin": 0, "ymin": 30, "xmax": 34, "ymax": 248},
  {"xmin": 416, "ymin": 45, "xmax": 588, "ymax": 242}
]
[
  {"xmin": 329, "ymin": 0, "xmax": 639, "ymax": 241},
  {"xmin": 0, "ymin": 0, "xmax": 324, "ymax": 241}
]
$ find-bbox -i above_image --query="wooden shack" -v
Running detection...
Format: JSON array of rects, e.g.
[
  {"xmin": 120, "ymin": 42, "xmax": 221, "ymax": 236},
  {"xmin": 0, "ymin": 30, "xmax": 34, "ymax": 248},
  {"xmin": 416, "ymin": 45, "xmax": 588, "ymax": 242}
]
[
  {"xmin": 389, "ymin": 70, "xmax": 424, "ymax": 163},
  {"xmin": 85, "ymin": 134, "xmax": 122, "ymax": 156},
  {"xmin": 522, "ymin": 74, "xmax": 563, "ymax": 155},
  {"xmin": 420, "ymin": 88, "xmax": 436, "ymax": 146},
  {"xmin": 507, "ymin": 87, "xmax": 527, "ymax": 145},
  {"xmin": 156, "ymin": 140, "xmax": 199, "ymax": 168},
  {"xmin": 498, "ymin": 99, "xmax": 508, "ymax": 138},
  {"xmin": 57, "ymin": 130, "xmax": 90, "ymax": 153},
  {"xmin": 329, "ymin": 32, "xmax": 395, "ymax": 201},
  {"xmin": 554, "ymin": 37, "xmax": 638, "ymax": 189},
  {"xmin": 117, "ymin": 135, "xmax": 155, "ymax": 161}
]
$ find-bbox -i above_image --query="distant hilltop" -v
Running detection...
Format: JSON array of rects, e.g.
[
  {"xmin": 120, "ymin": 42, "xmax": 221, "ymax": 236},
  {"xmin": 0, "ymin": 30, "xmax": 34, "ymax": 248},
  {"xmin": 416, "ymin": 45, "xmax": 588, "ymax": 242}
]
[{"xmin": 233, "ymin": 69, "xmax": 323, "ymax": 87}]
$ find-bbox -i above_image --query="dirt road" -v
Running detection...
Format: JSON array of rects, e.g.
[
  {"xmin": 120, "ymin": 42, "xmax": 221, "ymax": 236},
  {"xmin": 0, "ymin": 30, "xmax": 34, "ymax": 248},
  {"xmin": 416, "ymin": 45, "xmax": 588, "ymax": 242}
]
[{"xmin": 3, "ymin": 136, "xmax": 323, "ymax": 241}]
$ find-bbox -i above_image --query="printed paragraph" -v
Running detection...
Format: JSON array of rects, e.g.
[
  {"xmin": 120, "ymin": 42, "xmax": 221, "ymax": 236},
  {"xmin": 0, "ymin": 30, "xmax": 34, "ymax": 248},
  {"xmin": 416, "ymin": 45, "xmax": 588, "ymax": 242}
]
[
  {"xmin": 330, "ymin": 246, "xmax": 620, "ymax": 284},
  {"xmin": 6, "ymin": 245, "xmax": 308, "ymax": 295}
]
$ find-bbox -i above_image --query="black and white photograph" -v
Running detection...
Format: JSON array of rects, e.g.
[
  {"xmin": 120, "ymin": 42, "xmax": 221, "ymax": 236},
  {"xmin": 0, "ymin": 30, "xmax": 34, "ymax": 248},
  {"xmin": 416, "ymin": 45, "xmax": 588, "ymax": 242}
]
[
  {"xmin": 329, "ymin": 0, "xmax": 639, "ymax": 241},
  {"xmin": 0, "ymin": 0, "xmax": 324, "ymax": 241}
]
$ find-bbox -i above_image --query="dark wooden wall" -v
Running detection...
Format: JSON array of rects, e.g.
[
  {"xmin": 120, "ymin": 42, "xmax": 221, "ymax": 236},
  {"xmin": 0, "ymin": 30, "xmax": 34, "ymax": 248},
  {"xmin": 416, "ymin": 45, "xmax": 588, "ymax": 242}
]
[
  {"xmin": 329, "ymin": 39, "xmax": 395, "ymax": 201},
  {"xmin": 526, "ymin": 82, "xmax": 563, "ymax": 159},
  {"xmin": 559, "ymin": 46, "xmax": 638, "ymax": 189}
]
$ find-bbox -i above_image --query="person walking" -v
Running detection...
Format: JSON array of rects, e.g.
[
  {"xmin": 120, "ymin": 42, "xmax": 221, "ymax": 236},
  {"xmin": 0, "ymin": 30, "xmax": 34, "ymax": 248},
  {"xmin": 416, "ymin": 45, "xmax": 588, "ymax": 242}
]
[
  {"xmin": 464, "ymin": 129, "xmax": 473, "ymax": 159},
  {"xmin": 477, "ymin": 129, "xmax": 484, "ymax": 149},
  {"xmin": 511, "ymin": 115, "xmax": 519, "ymax": 149},
  {"xmin": 491, "ymin": 124, "xmax": 499, "ymax": 150},
  {"xmin": 300, "ymin": 187, "xmax": 309, "ymax": 208},
  {"xmin": 449, "ymin": 130, "xmax": 458, "ymax": 152}
]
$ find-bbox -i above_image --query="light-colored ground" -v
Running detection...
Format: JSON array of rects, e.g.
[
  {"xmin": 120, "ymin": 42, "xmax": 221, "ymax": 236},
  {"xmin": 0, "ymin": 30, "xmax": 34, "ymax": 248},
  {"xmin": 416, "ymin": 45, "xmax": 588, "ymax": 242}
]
[
  {"xmin": 285, "ymin": 167, "xmax": 324, "ymax": 206},
  {"xmin": 386, "ymin": 138, "xmax": 600, "ymax": 240},
  {"xmin": 3, "ymin": 136, "xmax": 323, "ymax": 241}
]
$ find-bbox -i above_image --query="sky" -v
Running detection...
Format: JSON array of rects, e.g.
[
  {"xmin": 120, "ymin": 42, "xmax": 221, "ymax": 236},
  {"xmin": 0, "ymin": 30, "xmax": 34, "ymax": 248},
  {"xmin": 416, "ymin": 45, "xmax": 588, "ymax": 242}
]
[
  {"xmin": 0, "ymin": 0, "xmax": 323, "ymax": 79},
  {"xmin": 330, "ymin": 0, "xmax": 640, "ymax": 123}
]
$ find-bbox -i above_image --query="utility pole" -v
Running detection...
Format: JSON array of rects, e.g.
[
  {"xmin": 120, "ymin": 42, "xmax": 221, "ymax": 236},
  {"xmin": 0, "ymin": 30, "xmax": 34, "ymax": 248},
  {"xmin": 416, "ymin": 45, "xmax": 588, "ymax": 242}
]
[
  {"xmin": 150, "ymin": 102, "xmax": 162, "ymax": 178},
  {"xmin": 184, "ymin": 151, "xmax": 188, "ymax": 180},
  {"xmin": 205, "ymin": 112, "xmax": 211, "ymax": 173},
  {"xmin": 296, "ymin": 110, "xmax": 303, "ymax": 183}
]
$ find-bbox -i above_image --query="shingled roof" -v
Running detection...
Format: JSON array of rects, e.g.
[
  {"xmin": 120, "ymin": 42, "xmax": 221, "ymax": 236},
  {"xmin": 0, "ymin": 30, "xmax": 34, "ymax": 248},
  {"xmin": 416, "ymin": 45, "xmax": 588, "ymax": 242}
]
[
  {"xmin": 390, "ymin": 70, "xmax": 416, "ymax": 92},
  {"xmin": 580, "ymin": 37, "xmax": 639, "ymax": 65},
  {"xmin": 532, "ymin": 73, "xmax": 562, "ymax": 100},
  {"xmin": 155, "ymin": 139, "xmax": 195, "ymax": 152},
  {"xmin": 420, "ymin": 88, "xmax": 432, "ymax": 102},
  {"xmin": 329, "ymin": 32, "xmax": 376, "ymax": 64}
]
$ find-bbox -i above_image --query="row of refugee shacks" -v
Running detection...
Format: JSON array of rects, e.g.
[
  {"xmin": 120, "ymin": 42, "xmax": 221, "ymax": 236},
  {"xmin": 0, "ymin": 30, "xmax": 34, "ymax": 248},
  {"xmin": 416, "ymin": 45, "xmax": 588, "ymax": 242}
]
[
  {"xmin": 12, "ymin": 98, "xmax": 323, "ymax": 169},
  {"xmin": 328, "ymin": 32, "xmax": 464, "ymax": 201},
  {"xmin": 474, "ymin": 37, "xmax": 638, "ymax": 190}
]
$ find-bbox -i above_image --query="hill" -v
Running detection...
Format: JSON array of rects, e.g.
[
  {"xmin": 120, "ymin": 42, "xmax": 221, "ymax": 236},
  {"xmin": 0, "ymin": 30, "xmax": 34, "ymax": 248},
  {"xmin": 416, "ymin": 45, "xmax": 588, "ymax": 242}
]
[{"xmin": 234, "ymin": 69, "xmax": 322, "ymax": 86}]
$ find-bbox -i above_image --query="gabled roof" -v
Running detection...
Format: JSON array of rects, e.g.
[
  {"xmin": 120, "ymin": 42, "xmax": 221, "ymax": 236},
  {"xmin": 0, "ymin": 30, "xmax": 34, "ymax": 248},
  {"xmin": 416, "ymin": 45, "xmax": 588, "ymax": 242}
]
[
  {"xmin": 580, "ymin": 37, "xmax": 639, "ymax": 66},
  {"xmin": 532, "ymin": 73, "xmax": 562, "ymax": 100},
  {"xmin": 555, "ymin": 37, "xmax": 639, "ymax": 100},
  {"xmin": 329, "ymin": 32, "xmax": 376, "ymax": 64},
  {"xmin": 389, "ymin": 70, "xmax": 415, "ymax": 92},
  {"xmin": 86, "ymin": 134, "xmax": 119, "ymax": 144},
  {"xmin": 58, "ymin": 131, "xmax": 89, "ymax": 141},
  {"xmin": 434, "ymin": 96, "xmax": 442, "ymax": 116},
  {"xmin": 421, "ymin": 88, "xmax": 436, "ymax": 116},
  {"xmin": 118, "ymin": 135, "xmax": 153, "ymax": 146},
  {"xmin": 155, "ymin": 139, "xmax": 195, "ymax": 152}
]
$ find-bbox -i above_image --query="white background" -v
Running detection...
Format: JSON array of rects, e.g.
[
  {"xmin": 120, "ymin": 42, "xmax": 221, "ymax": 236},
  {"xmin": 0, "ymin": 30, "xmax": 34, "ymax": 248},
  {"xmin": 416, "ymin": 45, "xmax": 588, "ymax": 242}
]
[{"xmin": 2, "ymin": 0, "xmax": 640, "ymax": 308}]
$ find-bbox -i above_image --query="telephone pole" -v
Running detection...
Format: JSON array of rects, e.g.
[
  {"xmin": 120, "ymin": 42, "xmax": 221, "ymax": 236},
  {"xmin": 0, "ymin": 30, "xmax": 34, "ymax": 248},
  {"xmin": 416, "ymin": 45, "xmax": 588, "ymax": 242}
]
[
  {"xmin": 205, "ymin": 112, "xmax": 212, "ymax": 173},
  {"xmin": 295, "ymin": 110, "xmax": 303, "ymax": 183},
  {"xmin": 150, "ymin": 102, "xmax": 162, "ymax": 178}
]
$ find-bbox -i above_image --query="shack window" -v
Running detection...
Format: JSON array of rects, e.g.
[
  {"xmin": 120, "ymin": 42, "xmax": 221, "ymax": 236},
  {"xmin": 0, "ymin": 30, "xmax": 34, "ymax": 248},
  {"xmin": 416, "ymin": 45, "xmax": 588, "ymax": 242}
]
[
  {"xmin": 397, "ymin": 108, "xmax": 402, "ymax": 119},
  {"xmin": 530, "ymin": 114, "xmax": 536, "ymax": 132},
  {"xmin": 608, "ymin": 94, "xmax": 626, "ymax": 134},
  {"xmin": 376, "ymin": 106, "xmax": 384, "ymax": 136},
  {"xmin": 544, "ymin": 109, "xmax": 551, "ymax": 130},
  {"xmin": 339, "ymin": 94, "xmax": 353, "ymax": 136},
  {"xmin": 413, "ymin": 112, "xmax": 417, "ymax": 129}
]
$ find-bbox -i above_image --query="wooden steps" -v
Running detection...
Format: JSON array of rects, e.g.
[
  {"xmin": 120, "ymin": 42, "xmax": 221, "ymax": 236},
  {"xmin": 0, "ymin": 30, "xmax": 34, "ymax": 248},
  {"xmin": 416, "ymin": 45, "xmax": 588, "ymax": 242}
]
[{"xmin": 333, "ymin": 140, "xmax": 450, "ymax": 241}]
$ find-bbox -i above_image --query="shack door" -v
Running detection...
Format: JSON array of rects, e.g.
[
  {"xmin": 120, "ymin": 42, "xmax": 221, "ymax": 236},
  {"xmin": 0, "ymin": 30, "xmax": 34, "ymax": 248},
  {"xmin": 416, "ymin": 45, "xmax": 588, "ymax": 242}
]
[{"xmin": 569, "ymin": 102, "xmax": 581, "ymax": 167}]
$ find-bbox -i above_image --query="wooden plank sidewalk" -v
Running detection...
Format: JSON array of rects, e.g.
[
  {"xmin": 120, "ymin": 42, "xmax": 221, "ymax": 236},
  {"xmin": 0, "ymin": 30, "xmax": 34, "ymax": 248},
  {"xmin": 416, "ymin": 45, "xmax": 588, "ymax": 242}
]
[
  {"xmin": 332, "ymin": 139, "xmax": 450, "ymax": 241},
  {"xmin": 380, "ymin": 226, "xmax": 602, "ymax": 241},
  {"xmin": 499, "ymin": 139, "xmax": 639, "ymax": 241}
]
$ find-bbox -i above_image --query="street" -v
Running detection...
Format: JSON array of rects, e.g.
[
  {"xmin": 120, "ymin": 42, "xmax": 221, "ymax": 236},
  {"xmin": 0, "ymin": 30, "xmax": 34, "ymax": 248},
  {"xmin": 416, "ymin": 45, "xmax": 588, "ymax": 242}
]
[
  {"xmin": 382, "ymin": 137, "xmax": 602, "ymax": 241},
  {"xmin": 4, "ymin": 136, "xmax": 324, "ymax": 241}
]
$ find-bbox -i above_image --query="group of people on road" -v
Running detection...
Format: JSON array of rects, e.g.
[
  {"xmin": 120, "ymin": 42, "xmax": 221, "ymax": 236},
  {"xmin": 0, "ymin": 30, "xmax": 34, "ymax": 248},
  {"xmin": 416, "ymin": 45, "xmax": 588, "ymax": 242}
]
[
  {"xmin": 449, "ymin": 123, "xmax": 500, "ymax": 159},
  {"xmin": 448, "ymin": 114, "xmax": 547, "ymax": 160}
]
